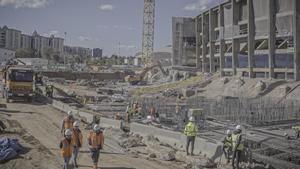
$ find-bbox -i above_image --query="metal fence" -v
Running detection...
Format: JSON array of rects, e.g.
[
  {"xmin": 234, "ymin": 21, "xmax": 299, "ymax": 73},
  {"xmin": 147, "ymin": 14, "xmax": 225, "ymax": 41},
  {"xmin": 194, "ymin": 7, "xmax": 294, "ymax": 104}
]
[{"xmin": 132, "ymin": 95, "xmax": 300, "ymax": 126}]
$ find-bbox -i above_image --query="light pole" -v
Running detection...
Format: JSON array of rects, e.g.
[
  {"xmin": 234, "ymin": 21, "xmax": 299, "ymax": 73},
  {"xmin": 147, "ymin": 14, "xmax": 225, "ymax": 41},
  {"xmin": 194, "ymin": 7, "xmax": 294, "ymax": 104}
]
[{"xmin": 64, "ymin": 32, "xmax": 67, "ymax": 69}]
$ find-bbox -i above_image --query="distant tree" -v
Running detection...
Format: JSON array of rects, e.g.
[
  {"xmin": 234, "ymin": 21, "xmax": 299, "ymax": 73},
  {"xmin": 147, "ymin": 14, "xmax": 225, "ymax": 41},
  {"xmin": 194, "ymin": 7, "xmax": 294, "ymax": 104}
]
[
  {"xmin": 52, "ymin": 54, "xmax": 61, "ymax": 63},
  {"xmin": 44, "ymin": 48, "xmax": 54, "ymax": 60},
  {"xmin": 15, "ymin": 48, "xmax": 34, "ymax": 58}
]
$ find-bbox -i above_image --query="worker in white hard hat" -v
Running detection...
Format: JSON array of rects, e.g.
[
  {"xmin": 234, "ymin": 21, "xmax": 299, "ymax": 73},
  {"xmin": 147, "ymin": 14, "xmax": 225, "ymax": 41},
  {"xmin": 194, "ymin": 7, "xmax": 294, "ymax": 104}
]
[
  {"xmin": 61, "ymin": 111, "xmax": 75, "ymax": 135},
  {"xmin": 222, "ymin": 129, "xmax": 233, "ymax": 163},
  {"xmin": 59, "ymin": 129, "xmax": 73, "ymax": 169},
  {"xmin": 71, "ymin": 121, "xmax": 83, "ymax": 168},
  {"xmin": 184, "ymin": 116, "xmax": 198, "ymax": 156},
  {"xmin": 87, "ymin": 124, "xmax": 104, "ymax": 169},
  {"xmin": 232, "ymin": 125, "xmax": 244, "ymax": 169}
]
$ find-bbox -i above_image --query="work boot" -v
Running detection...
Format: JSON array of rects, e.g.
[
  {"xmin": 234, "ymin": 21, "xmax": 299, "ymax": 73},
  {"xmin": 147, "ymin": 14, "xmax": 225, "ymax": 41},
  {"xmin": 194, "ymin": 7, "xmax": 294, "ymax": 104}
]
[
  {"xmin": 191, "ymin": 152, "xmax": 194, "ymax": 156},
  {"xmin": 186, "ymin": 152, "xmax": 190, "ymax": 156}
]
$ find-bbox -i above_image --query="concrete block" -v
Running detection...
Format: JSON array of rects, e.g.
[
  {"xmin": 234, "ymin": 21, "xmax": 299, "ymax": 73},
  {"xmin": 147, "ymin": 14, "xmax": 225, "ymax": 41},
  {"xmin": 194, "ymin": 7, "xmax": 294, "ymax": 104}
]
[{"xmin": 130, "ymin": 122, "xmax": 223, "ymax": 161}]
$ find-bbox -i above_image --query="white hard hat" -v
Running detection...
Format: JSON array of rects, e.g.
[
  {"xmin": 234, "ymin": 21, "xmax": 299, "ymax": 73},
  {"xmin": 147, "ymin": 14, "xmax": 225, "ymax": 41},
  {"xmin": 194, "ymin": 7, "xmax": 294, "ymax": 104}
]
[
  {"xmin": 65, "ymin": 129, "xmax": 72, "ymax": 136},
  {"xmin": 236, "ymin": 125, "xmax": 241, "ymax": 130},
  {"xmin": 226, "ymin": 130, "xmax": 231, "ymax": 135},
  {"xmin": 67, "ymin": 111, "xmax": 73, "ymax": 116},
  {"xmin": 93, "ymin": 124, "xmax": 101, "ymax": 131},
  {"xmin": 189, "ymin": 116, "xmax": 195, "ymax": 122},
  {"xmin": 73, "ymin": 121, "xmax": 80, "ymax": 127}
]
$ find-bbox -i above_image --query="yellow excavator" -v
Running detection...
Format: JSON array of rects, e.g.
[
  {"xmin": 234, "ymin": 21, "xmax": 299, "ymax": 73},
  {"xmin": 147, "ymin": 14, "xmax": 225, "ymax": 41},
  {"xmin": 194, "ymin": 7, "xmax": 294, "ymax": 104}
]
[{"xmin": 125, "ymin": 61, "xmax": 167, "ymax": 85}]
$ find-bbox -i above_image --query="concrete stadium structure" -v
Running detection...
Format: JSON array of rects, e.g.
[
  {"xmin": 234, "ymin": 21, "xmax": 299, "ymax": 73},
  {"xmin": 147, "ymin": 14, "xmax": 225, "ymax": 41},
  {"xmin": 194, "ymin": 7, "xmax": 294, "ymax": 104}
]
[{"xmin": 192, "ymin": 0, "xmax": 300, "ymax": 80}]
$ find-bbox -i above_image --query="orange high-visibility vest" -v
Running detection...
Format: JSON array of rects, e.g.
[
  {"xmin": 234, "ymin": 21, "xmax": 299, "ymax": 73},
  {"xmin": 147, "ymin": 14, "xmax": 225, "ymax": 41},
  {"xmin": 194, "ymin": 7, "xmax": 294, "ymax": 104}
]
[
  {"xmin": 72, "ymin": 129, "xmax": 83, "ymax": 147},
  {"xmin": 63, "ymin": 117, "xmax": 74, "ymax": 130},
  {"xmin": 88, "ymin": 131, "xmax": 104, "ymax": 149},
  {"xmin": 60, "ymin": 139, "xmax": 73, "ymax": 158}
]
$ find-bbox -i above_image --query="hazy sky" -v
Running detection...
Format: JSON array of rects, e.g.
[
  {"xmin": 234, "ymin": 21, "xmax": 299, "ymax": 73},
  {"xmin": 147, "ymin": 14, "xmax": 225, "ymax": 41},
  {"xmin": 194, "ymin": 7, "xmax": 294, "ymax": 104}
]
[{"xmin": 0, "ymin": 0, "xmax": 222, "ymax": 56}]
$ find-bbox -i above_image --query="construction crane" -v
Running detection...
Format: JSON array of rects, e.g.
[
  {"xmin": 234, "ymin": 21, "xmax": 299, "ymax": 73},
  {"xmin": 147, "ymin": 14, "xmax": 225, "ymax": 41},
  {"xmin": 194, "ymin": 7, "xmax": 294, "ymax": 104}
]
[{"xmin": 142, "ymin": 0, "xmax": 155, "ymax": 66}]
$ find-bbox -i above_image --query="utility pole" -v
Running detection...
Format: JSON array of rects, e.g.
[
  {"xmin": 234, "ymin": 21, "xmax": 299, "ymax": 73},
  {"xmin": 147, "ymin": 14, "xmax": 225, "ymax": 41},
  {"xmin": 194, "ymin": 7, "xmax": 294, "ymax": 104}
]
[
  {"xmin": 142, "ymin": 0, "xmax": 155, "ymax": 66},
  {"xmin": 64, "ymin": 32, "xmax": 67, "ymax": 69}
]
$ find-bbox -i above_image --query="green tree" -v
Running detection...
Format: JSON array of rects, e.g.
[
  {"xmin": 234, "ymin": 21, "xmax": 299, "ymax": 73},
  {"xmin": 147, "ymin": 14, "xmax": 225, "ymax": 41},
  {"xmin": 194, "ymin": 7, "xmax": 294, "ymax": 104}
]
[{"xmin": 15, "ymin": 48, "xmax": 34, "ymax": 58}]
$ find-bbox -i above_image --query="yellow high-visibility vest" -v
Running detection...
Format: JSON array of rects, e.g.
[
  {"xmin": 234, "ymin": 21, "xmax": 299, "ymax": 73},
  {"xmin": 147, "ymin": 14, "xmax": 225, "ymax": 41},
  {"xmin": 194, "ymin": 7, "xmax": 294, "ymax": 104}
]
[
  {"xmin": 184, "ymin": 122, "xmax": 198, "ymax": 137},
  {"xmin": 232, "ymin": 133, "xmax": 244, "ymax": 151},
  {"xmin": 224, "ymin": 136, "xmax": 232, "ymax": 147}
]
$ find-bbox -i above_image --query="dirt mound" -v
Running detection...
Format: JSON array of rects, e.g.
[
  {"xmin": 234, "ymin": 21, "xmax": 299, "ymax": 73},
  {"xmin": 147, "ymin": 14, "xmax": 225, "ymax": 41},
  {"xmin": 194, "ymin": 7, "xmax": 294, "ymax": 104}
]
[{"xmin": 0, "ymin": 115, "xmax": 60, "ymax": 169}]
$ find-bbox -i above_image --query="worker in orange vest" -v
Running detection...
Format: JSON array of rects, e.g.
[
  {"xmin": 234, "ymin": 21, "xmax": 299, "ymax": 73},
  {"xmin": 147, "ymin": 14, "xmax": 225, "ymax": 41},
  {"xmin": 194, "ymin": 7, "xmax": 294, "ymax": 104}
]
[
  {"xmin": 61, "ymin": 111, "xmax": 75, "ymax": 135},
  {"xmin": 87, "ymin": 124, "xmax": 104, "ymax": 169},
  {"xmin": 72, "ymin": 121, "xmax": 83, "ymax": 168},
  {"xmin": 59, "ymin": 129, "xmax": 73, "ymax": 169}
]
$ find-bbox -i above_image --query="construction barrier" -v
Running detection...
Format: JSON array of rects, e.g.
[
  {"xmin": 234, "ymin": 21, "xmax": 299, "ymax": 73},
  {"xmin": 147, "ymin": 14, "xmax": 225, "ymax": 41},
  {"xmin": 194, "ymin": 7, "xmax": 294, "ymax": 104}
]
[{"xmin": 130, "ymin": 122, "xmax": 223, "ymax": 160}]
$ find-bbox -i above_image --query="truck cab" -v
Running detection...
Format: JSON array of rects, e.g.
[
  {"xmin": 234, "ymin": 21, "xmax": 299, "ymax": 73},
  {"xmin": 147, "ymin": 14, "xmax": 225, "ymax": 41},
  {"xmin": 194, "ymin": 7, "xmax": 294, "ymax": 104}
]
[{"xmin": 2, "ymin": 66, "xmax": 34, "ymax": 102}]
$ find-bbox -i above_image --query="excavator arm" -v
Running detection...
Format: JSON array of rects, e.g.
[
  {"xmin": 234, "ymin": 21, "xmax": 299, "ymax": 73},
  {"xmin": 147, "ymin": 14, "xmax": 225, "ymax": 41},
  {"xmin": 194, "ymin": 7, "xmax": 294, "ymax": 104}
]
[{"xmin": 125, "ymin": 61, "xmax": 167, "ymax": 85}]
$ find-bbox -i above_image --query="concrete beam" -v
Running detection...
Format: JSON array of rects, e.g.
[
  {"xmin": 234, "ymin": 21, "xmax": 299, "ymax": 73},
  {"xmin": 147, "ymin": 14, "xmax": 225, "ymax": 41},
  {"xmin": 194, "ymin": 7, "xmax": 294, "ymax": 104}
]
[
  {"xmin": 294, "ymin": 0, "xmax": 300, "ymax": 81},
  {"xmin": 248, "ymin": 0, "xmax": 255, "ymax": 78},
  {"xmin": 268, "ymin": 0, "xmax": 276, "ymax": 79}
]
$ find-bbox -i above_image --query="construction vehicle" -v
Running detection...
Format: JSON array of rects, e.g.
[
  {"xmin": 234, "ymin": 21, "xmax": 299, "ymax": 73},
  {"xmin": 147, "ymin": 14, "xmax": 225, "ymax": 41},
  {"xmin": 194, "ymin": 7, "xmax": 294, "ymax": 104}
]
[
  {"xmin": 2, "ymin": 65, "xmax": 35, "ymax": 102},
  {"xmin": 125, "ymin": 61, "xmax": 167, "ymax": 85}
]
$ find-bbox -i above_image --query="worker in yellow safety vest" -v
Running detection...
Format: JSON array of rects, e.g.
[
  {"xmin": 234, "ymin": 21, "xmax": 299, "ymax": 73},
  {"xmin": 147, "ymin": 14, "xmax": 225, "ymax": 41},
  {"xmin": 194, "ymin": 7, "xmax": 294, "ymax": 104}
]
[
  {"xmin": 88, "ymin": 124, "xmax": 104, "ymax": 169},
  {"xmin": 61, "ymin": 111, "xmax": 75, "ymax": 136},
  {"xmin": 232, "ymin": 125, "xmax": 244, "ymax": 169},
  {"xmin": 222, "ymin": 129, "xmax": 232, "ymax": 163},
  {"xmin": 59, "ymin": 129, "xmax": 74, "ymax": 169},
  {"xmin": 184, "ymin": 116, "xmax": 198, "ymax": 156},
  {"xmin": 292, "ymin": 125, "xmax": 300, "ymax": 139}
]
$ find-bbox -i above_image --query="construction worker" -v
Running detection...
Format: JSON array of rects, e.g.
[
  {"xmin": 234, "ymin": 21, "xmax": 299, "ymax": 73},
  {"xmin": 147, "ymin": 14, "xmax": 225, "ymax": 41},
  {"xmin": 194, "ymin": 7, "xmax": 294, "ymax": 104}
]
[
  {"xmin": 61, "ymin": 111, "xmax": 75, "ymax": 136},
  {"xmin": 72, "ymin": 121, "xmax": 83, "ymax": 168},
  {"xmin": 88, "ymin": 124, "xmax": 104, "ymax": 169},
  {"xmin": 232, "ymin": 125, "xmax": 244, "ymax": 169},
  {"xmin": 114, "ymin": 112, "xmax": 121, "ymax": 120},
  {"xmin": 222, "ymin": 129, "xmax": 232, "ymax": 163},
  {"xmin": 292, "ymin": 125, "xmax": 300, "ymax": 139},
  {"xmin": 46, "ymin": 84, "xmax": 54, "ymax": 97},
  {"xmin": 59, "ymin": 129, "xmax": 73, "ymax": 169},
  {"xmin": 184, "ymin": 116, "xmax": 198, "ymax": 156},
  {"xmin": 149, "ymin": 106, "xmax": 156, "ymax": 118}
]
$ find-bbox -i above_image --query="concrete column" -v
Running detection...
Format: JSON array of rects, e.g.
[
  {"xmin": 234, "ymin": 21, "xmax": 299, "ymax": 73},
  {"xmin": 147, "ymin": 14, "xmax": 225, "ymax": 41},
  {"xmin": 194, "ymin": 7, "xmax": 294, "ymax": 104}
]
[
  {"xmin": 232, "ymin": 39, "xmax": 239, "ymax": 75},
  {"xmin": 202, "ymin": 14, "xmax": 208, "ymax": 72},
  {"xmin": 220, "ymin": 40, "xmax": 225, "ymax": 77},
  {"xmin": 294, "ymin": 0, "xmax": 300, "ymax": 80},
  {"xmin": 195, "ymin": 16, "xmax": 201, "ymax": 70},
  {"xmin": 219, "ymin": 5, "xmax": 225, "ymax": 77},
  {"xmin": 209, "ymin": 10, "xmax": 215, "ymax": 73},
  {"xmin": 248, "ymin": 0, "xmax": 255, "ymax": 78},
  {"xmin": 268, "ymin": 0, "xmax": 275, "ymax": 79},
  {"xmin": 232, "ymin": 0, "xmax": 239, "ymax": 76}
]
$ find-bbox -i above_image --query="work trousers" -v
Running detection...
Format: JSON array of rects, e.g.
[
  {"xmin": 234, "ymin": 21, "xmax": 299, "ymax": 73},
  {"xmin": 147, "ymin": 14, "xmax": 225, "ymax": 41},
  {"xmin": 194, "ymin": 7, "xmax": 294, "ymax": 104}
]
[
  {"xmin": 63, "ymin": 157, "xmax": 70, "ymax": 169},
  {"xmin": 232, "ymin": 149, "xmax": 242, "ymax": 169},
  {"xmin": 186, "ymin": 136, "xmax": 195, "ymax": 154},
  {"xmin": 223, "ymin": 145, "xmax": 232, "ymax": 162},
  {"xmin": 72, "ymin": 146, "xmax": 79, "ymax": 166}
]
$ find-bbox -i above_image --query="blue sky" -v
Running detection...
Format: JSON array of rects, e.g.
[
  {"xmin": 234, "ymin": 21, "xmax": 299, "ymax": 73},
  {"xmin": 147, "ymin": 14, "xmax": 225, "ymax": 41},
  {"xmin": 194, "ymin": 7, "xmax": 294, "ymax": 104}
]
[{"xmin": 0, "ymin": 0, "xmax": 222, "ymax": 56}]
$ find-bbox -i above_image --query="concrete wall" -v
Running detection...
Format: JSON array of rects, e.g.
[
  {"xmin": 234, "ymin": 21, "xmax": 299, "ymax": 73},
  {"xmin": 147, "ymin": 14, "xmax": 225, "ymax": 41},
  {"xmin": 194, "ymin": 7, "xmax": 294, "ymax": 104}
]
[
  {"xmin": 130, "ymin": 122, "xmax": 223, "ymax": 160},
  {"xmin": 41, "ymin": 71, "xmax": 127, "ymax": 81}
]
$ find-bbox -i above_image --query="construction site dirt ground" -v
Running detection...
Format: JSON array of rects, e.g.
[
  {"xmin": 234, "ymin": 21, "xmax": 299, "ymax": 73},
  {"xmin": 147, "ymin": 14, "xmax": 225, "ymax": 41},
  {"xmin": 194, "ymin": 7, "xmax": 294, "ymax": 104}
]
[{"xmin": 0, "ymin": 98, "xmax": 186, "ymax": 169}]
